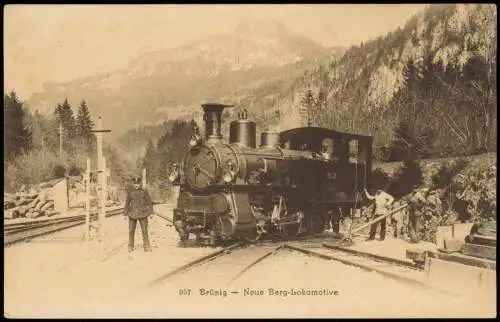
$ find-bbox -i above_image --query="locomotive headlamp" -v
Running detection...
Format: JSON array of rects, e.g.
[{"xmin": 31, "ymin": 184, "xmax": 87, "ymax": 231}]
[
  {"xmin": 223, "ymin": 170, "xmax": 236, "ymax": 183},
  {"xmin": 189, "ymin": 134, "xmax": 202, "ymax": 147},
  {"xmin": 223, "ymin": 160, "xmax": 236, "ymax": 183}
]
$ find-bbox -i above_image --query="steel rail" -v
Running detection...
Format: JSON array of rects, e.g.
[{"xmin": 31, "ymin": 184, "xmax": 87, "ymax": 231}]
[
  {"xmin": 4, "ymin": 209, "xmax": 121, "ymax": 232},
  {"xmin": 4, "ymin": 215, "xmax": 84, "ymax": 228},
  {"xmin": 322, "ymin": 242, "xmax": 421, "ymax": 270},
  {"xmin": 283, "ymin": 243, "xmax": 455, "ymax": 296},
  {"xmin": 4, "ymin": 215, "xmax": 90, "ymax": 233},
  {"xmin": 224, "ymin": 244, "xmax": 284, "ymax": 287},
  {"xmin": 4, "ymin": 208, "xmax": 124, "ymax": 246},
  {"xmin": 282, "ymin": 244, "xmax": 429, "ymax": 288},
  {"xmin": 4, "ymin": 207, "xmax": 123, "ymax": 229},
  {"xmin": 145, "ymin": 241, "xmax": 247, "ymax": 287}
]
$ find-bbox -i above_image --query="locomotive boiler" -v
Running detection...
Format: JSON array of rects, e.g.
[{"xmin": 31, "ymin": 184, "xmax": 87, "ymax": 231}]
[{"xmin": 169, "ymin": 103, "xmax": 373, "ymax": 245}]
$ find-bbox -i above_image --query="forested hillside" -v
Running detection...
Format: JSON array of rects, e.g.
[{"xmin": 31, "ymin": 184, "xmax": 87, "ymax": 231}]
[
  {"xmin": 123, "ymin": 4, "xmax": 497, "ymax": 200},
  {"xmin": 6, "ymin": 4, "xmax": 496, "ymax": 198},
  {"xmin": 4, "ymin": 92, "xmax": 136, "ymax": 192},
  {"xmin": 138, "ymin": 119, "xmax": 198, "ymax": 200},
  {"xmin": 268, "ymin": 4, "xmax": 496, "ymax": 161}
]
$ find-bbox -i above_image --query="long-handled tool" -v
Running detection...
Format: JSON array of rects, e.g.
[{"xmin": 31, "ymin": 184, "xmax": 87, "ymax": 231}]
[
  {"xmin": 340, "ymin": 203, "xmax": 408, "ymax": 245},
  {"xmin": 151, "ymin": 201, "xmax": 175, "ymax": 225},
  {"xmin": 153, "ymin": 211, "xmax": 173, "ymax": 223}
]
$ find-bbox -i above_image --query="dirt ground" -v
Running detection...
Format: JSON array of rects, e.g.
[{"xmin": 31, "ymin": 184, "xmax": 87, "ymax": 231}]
[
  {"xmin": 132, "ymin": 249, "xmax": 494, "ymax": 319},
  {"xmin": 4, "ymin": 205, "xmax": 221, "ymax": 318}
]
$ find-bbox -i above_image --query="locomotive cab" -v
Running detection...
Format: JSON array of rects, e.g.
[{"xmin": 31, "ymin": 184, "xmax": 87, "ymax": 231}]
[{"xmin": 278, "ymin": 127, "xmax": 372, "ymax": 224}]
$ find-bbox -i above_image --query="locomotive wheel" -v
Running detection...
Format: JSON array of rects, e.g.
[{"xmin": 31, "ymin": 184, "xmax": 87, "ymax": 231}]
[
  {"xmin": 279, "ymin": 211, "xmax": 304, "ymax": 240},
  {"xmin": 242, "ymin": 227, "xmax": 261, "ymax": 243},
  {"xmin": 308, "ymin": 209, "xmax": 326, "ymax": 236},
  {"xmin": 280, "ymin": 222, "xmax": 302, "ymax": 240}
]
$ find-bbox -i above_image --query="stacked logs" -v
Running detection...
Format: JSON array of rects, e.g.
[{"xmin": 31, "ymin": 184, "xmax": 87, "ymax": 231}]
[
  {"xmin": 4, "ymin": 179, "xmax": 122, "ymax": 220},
  {"xmin": 4, "ymin": 191, "xmax": 56, "ymax": 220}
]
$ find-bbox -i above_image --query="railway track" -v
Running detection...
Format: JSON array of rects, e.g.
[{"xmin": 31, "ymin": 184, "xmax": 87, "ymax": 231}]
[
  {"xmin": 145, "ymin": 234, "xmax": 348, "ymax": 287},
  {"xmin": 4, "ymin": 207, "xmax": 124, "ymax": 246},
  {"xmin": 146, "ymin": 241, "xmax": 284, "ymax": 289},
  {"xmin": 145, "ymin": 236, "xmax": 436, "ymax": 293},
  {"xmin": 283, "ymin": 242, "xmax": 426, "ymax": 287}
]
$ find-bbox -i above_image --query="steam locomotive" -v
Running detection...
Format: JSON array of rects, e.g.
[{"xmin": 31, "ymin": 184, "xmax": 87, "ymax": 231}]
[{"xmin": 169, "ymin": 103, "xmax": 373, "ymax": 245}]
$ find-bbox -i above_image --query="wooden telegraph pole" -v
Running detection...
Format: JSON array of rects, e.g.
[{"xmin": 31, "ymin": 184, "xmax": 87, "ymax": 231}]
[
  {"xmin": 85, "ymin": 158, "xmax": 91, "ymax": 241},
  {"xmin": 100, "ymin": 156, "xmax": 108, "ymax": 243},
  {"xmin": 59, "ymin": 122, "xmax": 64, "ymax": 160},
  {"xmin": 91, "ymin": 117, "xmax": 111, "ymax": 243}
]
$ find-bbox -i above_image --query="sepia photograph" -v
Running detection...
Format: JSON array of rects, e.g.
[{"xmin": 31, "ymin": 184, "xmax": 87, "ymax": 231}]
[{"xmin": 3, "ymin": 4, "xmax": 497, "ymax": 318}]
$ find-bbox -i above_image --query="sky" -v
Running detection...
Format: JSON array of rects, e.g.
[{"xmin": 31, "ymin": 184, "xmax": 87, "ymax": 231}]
[{"xmin": 4, "ymin": 4, "xmax": 428, "ymax": 99}]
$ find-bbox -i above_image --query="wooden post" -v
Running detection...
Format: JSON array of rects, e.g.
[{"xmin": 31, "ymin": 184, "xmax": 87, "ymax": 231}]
[
  {"xmin": 59, "ymin": 123, "xmax": 64, "ymax": 160},
  {"xmin": 100, "ymin": 156, "xmax": 107, "ymax": 242},
  {"xmin": 90, "ymin": 116, "xmax": 111, "ymax": 244},
  {"xmin": 142, "ymin": 168, "xmax": 147, "ymax": 189},
  {"xmin": 347, "ymin": 208, "xmax": 353, "ymax": 238},
  {"xmin": 85, "ymin": 158, "xmax": 91, "ymax": 241},
  {"xmin": 96, "ymin": 117, "xmax": 104, "ymax": 242}
]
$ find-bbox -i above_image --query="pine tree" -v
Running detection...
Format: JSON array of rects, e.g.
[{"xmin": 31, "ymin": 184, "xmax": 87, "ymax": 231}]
[
  {"xmin": 52, "ymin": 102, "xmax": 64, "ymax": 152},
  {"xmin": 300, "ymin": 89, "xmax": 315, "ymax": 126},
  {"xmin": 54, "ymin": 103, "xmax": 63, "ymax": 121},
  {"xmin": 76, "ymin": 100, "xmax": 95, "ymax": 144},
  {"xmin": 135, "ymin": 155, "xmax": 143, "ymax": 174},
  {"xmin": 53, "ymin": 98, "xmax": 78, "ymax": 155},
  {"xmin": 171, "ymin": 120, "xmax": 184, "ymax": 139},
  {"xmin": 189, "ymin": 119, "xmax": 199, "ymax": 136},
  {"xmin": 23, "ymin": 109, "xmax": 55, "ymax": 152},
  {"xmin": 421, "ymin": 54, "xmax": 439, "ymax": 101},
  {"xmin": 388, "ymin": 120, "xmax": 419, "ymax": 162},
  {"xmin": 316, "ymin": 90, "xmax": 327, "ymax": 110},
  {"xmin": 4, "ymin": 91, "xmax": 32, "ymax": 159},
  {"xmin": 389, "ymin": 159, "xmax": 423, "ymax": 198},
  {"xmin": 59, "ymin": 98, "xmax": 77, "ymax": 140},
  {"xmin": 402, "ymin": 58, "xmax": 420, "ymax": 120},
  {"xmin": 142, "ymin": 139, "xmax": 156, "ymax": 182}
]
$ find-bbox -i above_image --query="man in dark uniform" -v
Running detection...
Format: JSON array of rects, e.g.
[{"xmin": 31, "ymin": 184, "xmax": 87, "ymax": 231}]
[
  {"xmin": 331, "ymin": 208, "xmax": 341, "ymax": 234},
  {"xmin": 124, "ymin": 177, "xmax": 153, "ymax": 252},
  {"xmin": 407, "ymin": 189, "xmax": 426, "ymax": 243}
]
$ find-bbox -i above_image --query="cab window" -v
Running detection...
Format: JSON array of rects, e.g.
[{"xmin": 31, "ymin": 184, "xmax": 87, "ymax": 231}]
[
  {"xmin": 321, "ymin": 138, "xmax": 334, "ymax": 160},
  {"xmin": 349, "ymin": 140, "xmax": 359, "ymax": 163}
]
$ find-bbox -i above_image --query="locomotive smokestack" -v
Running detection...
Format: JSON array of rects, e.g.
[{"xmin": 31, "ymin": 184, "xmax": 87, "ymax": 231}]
[{"xmin": 201, "ymin": 103, "xmax": 233, "ymax": 143}]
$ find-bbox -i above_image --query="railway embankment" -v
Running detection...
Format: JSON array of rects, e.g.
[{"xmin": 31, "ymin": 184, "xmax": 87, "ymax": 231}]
[
  {"xmin": 370, "ymin": 153, "xmax": 496, "ymax": 302},
  {"xmin": 371, "ymin": 153, "xmax": 496, "ymax": 243}
]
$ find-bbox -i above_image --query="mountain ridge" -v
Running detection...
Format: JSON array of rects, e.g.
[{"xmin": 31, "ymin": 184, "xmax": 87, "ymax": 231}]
[
  {"xmin": 24, "ymin": 20, "xmax": 335, "ymax": 140},
  {"xmin": 264, "ymin": 3, "xmax": 496, "ymax": 159}
]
